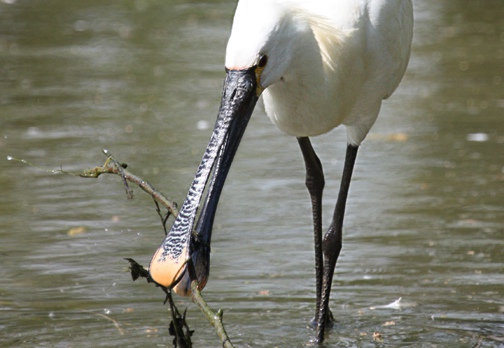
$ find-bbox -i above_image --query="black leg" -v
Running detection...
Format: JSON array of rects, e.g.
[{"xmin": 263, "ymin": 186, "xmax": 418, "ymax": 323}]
[
  {"xmin": 315, "ymin": 144, "xmax": 359, "ymax": 343},
  {"xmin": 297, "ymin": 137, "xmax": 326, "ymax": 324}
]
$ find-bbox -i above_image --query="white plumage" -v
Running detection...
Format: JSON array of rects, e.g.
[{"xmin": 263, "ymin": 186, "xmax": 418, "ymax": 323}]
[{"xmin": 226, "ymin": 0, "xmax": 413, "ymax": 143}]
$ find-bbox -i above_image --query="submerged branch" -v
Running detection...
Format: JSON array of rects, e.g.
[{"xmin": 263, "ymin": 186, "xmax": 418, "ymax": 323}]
[
  {"xmin": 125, "ymin": 258, "xmax": 234, "ymax": 347},
  {"xmin": 11, "ymin": 151, "xmax": 235, "ymax": 347}
]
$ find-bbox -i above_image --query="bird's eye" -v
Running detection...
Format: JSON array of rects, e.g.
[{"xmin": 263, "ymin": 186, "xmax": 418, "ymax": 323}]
[{"xmin": 258, "ymin": 54, "xmax": 268, "ymax": 68}]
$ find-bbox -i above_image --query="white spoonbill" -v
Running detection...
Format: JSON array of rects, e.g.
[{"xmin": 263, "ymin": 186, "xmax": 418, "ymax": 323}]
[{"xmin": 150, "ymin": 0, "xmax": 413, "ymax": 342}]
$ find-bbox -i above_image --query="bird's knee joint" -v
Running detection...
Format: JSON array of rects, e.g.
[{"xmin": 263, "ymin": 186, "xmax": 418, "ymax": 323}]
[{"xmin": 322, "ymin": 229, "xmax": 342, "ymax": 254}]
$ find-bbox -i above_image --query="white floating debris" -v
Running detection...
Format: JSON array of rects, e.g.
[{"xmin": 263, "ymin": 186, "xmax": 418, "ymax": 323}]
[
  {"xmin": 26, "ymin": 126, "xmax": 41, "ymax": 138},
  {"xmin": 73, "ymin": 20, "xmax": 89, "ymax": 32},
  {"xmin": 370, "ymin": 297, "xmax": 402, "ymax": 310},
  {"xmin": 467, "ymin": 133, "xmax": 489, "ymax": 142},
  {"xmin": 197, "ymin": 120, "xmax": 210, "ymax": 131}
]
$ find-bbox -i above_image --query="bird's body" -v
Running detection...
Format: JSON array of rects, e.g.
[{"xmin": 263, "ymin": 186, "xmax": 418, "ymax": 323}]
[
  {"xmin": 227, "ymin": 0, "xmax": 413, "ymax": 143},
  {"xmin": 149, "ymin": 0, "xmax": 413, "ymax": 343}
]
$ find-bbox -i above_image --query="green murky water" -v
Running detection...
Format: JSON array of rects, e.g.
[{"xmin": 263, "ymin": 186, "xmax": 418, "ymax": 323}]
[{"xmin": 1, "ymin": 1, "xmax": 503, "ymax": 347}]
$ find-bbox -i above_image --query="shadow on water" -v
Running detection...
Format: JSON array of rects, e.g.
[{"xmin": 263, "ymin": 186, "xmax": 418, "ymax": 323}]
[{"xmin": 0, "ymin": 0, "xmax": 503, "ymax": 347}]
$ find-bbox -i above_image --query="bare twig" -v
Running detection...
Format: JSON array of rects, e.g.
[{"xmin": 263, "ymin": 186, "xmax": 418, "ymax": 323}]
[
  {"xmin": 190, "ymin": 281, "xmax": 234, "ymax": 348},
  {"xmin": 105, "ymin": 150, "xmax": 134, "ymax": 199},
  {"xmin": 10, "ymin": 152, "xmax": 236, "ymax": 347},
  {"xmin": 95, "ymin": 313, "xmax": 126, "ymax": 335},
  {"xmin": 78, "ymin": 309, "xmax": 126, "ymax": 336},
  {"xmin": 186, "ymin": 261, "xmax": 234, "ymax": 348},
  {"xmin": 8, "ymin": 151, "xmax": 178, "ymax": 219},
  {"xmin": 153, "ymin": 197, "xmax": 170, "ymax": 235}
]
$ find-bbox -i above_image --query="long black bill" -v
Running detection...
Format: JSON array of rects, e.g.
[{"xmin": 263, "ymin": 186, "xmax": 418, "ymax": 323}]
[{"xmin": 149, "ymin": 67, "xmax": 259, "ymax": 295}]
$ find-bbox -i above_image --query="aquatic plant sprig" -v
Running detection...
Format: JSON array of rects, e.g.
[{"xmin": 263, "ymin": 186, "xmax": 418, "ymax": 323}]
[{"xmin": 8, "ymin": 150, "xmax": 236, "ymax": 347}]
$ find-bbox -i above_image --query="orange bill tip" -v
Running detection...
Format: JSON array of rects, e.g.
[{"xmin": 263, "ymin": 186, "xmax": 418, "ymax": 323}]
[{"xmin": 149, "ymin": 244, "xmax": 189, "ymax": 290}]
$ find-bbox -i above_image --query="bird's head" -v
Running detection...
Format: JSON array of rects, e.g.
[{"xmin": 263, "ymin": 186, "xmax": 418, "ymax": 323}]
[{"xmin": 225, "ymin": 0, "xmax": 310, "ymax": 90}]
